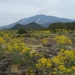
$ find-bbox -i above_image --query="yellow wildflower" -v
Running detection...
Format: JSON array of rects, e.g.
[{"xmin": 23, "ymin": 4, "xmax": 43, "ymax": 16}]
[
  {"xmin": 72, "ymin": 66, "xmax": 75, "ymax": 70},
  {"xmin": 58, "ymin": 65, "xmax": 66, "ymax": 71}
]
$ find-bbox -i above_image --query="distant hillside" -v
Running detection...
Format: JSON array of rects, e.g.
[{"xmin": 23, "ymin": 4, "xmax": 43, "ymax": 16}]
[
  {"xmin": 0, "ymin": 14, "xmax": 75, "ymax": 29},
  {"xmin": 24, "ymin": 22, "xmax": 45, "ymax": 30},
  {"xmin": 9, "ymin": 24, "xmax": 25, "ymax": 30},
  {"xmin": 9, "ymin": 22, "xmax": 45, "ymax": 30}
]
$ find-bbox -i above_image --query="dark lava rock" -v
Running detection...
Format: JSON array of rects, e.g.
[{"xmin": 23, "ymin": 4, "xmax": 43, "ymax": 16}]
[
  {"xmin": 0, "ymin": 54, "xmax": 12, "ymax": 75},
  {"xmin": 36, "ymin": 45, "xmax": 59, "ymax": 58}
]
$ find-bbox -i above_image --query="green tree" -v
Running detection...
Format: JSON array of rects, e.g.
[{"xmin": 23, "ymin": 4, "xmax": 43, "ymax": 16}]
[
  {"xmin": 48, "ymin": 22, "xmax": 67, "ymax": 30},
  {"xmin": 17, "ymin": 28, "xmax": 28, "ymax": 34}
]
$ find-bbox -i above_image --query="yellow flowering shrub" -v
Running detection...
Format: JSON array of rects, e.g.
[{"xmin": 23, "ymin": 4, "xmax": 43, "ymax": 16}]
[
  {"xmin": 26, "ymin": 69, "xmax": 35, "ymax": 75},
  {"xmin": 55, "ymin": 29, "xmax": 68, "ymax": 35},
  {"xmin": 20, "ymin": 47, "xmax": 31, "ymax": 54},
  {"xmin": 58, "ymin": 65, "xmax": 67, "ymax": 71},
  {"xmin": 0, "ymin": 37, "xmax": 5, "ymax": 43},
  {"xmin": 42, "ymin": 38, "xmax": 48, "ymax": 44},
  {"xmin": 6, "ymin": 41, "xmax": 26, "ymax": 53},
  {"xmin": 52, "ymin": 49, "xmax": 75, "ymax": 75},
  {"xmin": 30, "ymin": 50, "xmax": 43, "ymax": 57},
  {"xmin": 36, "ymin": 57, "xmax": 52, "ymax": 69},
  {"xmin": 54, "ymin": 35, "xmax": 72, "ymax": 45},
  {"xmin": 0, "ymin": 37, "xmax": 6, "ymax": 55},
  {"xmin": 72, "ymin": 66, "xmax": 75, "ymax": 70},
  {"xmin": 5, "ymin": 37, "xmax": 32, "ymax": 64},
  {"xmin": 54, "ymin": 35, "xmax": 72, "ymax": 49},
  {"xmin": 36, "ymin": 57, "xmax": 52, "ymax": 75}
]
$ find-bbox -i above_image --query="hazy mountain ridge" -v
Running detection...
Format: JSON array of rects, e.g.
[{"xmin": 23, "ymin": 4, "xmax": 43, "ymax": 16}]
[
  {"xmin": 18, "ymin": 14, "xmax": 75, "ymax": 25},
  {"xmin": 0, "ymin": 14, "xmax": 75, "ymax": 29}
]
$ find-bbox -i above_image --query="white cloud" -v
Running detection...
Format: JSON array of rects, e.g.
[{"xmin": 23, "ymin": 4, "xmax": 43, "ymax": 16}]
[{"xmin": 0, "ymin": 0, "xmax": 75, "ymax": 26}]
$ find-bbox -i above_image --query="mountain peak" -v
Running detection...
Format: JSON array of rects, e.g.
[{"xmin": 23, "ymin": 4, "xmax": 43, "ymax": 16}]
[
  {"xmin": 35, "ymin": 14, "xmax": 47, "ymax": 17},
  {"xmin": 0, "ymin": 14, "xmax": 75, "ymax": 29}
]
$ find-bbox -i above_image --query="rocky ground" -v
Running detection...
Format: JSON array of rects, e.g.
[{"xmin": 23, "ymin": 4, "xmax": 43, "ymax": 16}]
[
  {"xmin": 0, "ymin": 46, "xmax": 58, "ymax": 75},
  {"xmin": 0, "ymin": 54, "xmax": 12, "ymax": 75},
  {"xmin": 0, "ymin": 38, "xmax": 74, "ymax": 75}
]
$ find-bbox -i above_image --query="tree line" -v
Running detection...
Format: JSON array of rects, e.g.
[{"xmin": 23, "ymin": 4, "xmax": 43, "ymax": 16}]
[{"xmin": 48, "ymin": 22, "xmax": 75, "ymax": 30}]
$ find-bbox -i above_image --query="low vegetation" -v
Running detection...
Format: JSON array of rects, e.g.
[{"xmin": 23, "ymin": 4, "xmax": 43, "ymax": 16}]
[{"xmin": 0, "ymin": 28, "xmax": 75, "ymax": 75}]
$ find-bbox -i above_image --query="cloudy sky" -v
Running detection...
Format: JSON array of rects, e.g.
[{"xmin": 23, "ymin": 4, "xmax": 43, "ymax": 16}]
[{"xmin": 0, "ymin": 0, "xmax": 75, "ymax": 26}]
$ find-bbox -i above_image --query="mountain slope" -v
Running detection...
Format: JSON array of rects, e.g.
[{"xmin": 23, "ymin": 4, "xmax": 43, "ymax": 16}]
[
  {"xmin": 9, "ymin": 24, "xmax": 25, "ymax": 30},
  {"xmin": 24, "ymin": 22, "xmax": 45, "ymax": 30},
  {"xmin": 9, "ymin": 22, "xmax": 45, "ymax": 30},
  {"xmin": 18, "ymin": 15, "xmax": 75, "ymax": 25},
  {"xmin": 0, "ymin": 14, "xmax": 75, "ymax": 29}
]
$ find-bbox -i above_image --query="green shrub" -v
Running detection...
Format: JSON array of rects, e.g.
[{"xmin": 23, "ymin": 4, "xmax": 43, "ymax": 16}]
[{"xmin": 17, "ymin": 28, "xmax": 28, "ymax": 34}]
